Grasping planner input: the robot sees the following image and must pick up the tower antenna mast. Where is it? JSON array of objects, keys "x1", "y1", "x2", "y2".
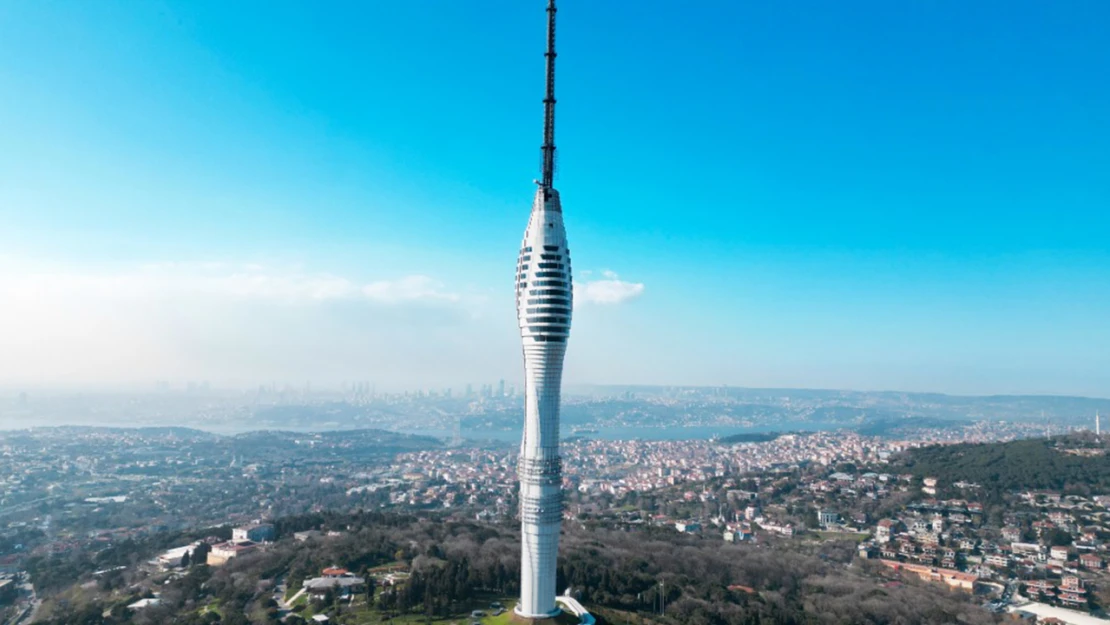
[{"x1": 540, "y1": 0, "x2": 558, "y2": 193}]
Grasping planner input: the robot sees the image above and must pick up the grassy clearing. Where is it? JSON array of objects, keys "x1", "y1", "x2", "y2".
[
  {"x1": 300, "y1": 596, "x2": 523, "y2": 624},
  {"x1": 480, "y1": 604, "x2": 516, "y2": 624},
  {"x1": 589, "y1": 605, "x2": 671, "y2": 624},
  {"x1": 479, "y1": 604, "x2": 580, "y2": 625},
  {"x1": 366, "y1": 561, "x2": 409, "y2": 573},
  {"x1": 813, "y1": 530, "x2": 870, "y2": 542},
  {"x1": 198, "y1": 600, "x2": 223, "y2": 619}
]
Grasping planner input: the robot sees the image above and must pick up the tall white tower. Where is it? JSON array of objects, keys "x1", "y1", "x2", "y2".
[{"x1": 515, "y1": 0, "x2": 569, "y2": 619}]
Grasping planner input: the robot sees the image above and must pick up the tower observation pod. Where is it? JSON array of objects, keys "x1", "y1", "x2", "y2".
[{"x1": 514, "y1": 0, "x2": 569, "y2": 619}]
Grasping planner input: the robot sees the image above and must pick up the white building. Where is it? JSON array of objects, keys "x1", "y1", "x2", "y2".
[
  {"x1": 232, "y1": 523, "x2": 274, "y2": 543},
  {"x1": 875, "y1": 519, "x2": 897, "y2": 543},
  {"x1": 302, "y1": 574, "x2": 365, "y2": 597},
  {"x1": 207, "y1": 541, "x2": 256, "y2": 566},
  {"x1": 675, "y1": 521, "x2": 702, "y2": 533},
  {"x1": 923, "y1": 477, "x2": 938, "y2": 496},
  {"x1": 156, "y1": 543, "x2": 200, "y2": 569},
  {"x1": 818, "y1": 509, "x2": 839, "y2": 527}
]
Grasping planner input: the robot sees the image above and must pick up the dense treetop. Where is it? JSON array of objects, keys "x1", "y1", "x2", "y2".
[{"x1": 899, "y1": 434, "x2": 1110, "y2": 499}]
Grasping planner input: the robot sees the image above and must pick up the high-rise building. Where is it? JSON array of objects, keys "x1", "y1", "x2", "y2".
[{"x1": 514, "y1": 0, "x2": 570, "y2": 618}]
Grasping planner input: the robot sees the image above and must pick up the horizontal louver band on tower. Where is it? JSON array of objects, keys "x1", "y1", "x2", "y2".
[{"x1": 520, "y1": 496, "x2": 564, "y2": 525}]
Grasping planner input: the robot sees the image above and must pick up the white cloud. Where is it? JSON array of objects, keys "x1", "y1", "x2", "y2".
[
  {"x1": 0, "y1": 262, "x2": 458, "y2": 304},
  {"x1": 575, "y1": 270, "x2": 645, "y2": 305},
  {"x1": 0, "y1": 259, "x2": 493, "y2": 388},
  {"x1": 362, "y1": 275, "x2": 459, "y2": 303}
]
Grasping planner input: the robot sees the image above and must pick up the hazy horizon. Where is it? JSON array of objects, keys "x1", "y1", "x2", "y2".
[{"x1": 3, "y1": 382, "x2": 1110, "y2": 403}]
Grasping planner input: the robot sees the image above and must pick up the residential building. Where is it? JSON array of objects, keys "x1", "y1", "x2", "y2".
[
  {"x1": 207, "y1": 541, "x2": 256, "y2": 566},
  {"x1": 232, "y1": 523, "x2": 274, "y2": 543}
]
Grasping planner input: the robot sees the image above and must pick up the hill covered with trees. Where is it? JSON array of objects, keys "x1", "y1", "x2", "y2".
[
  {"x1": 899, "y1": 434, "x2": 1110, "y2": 499},
  {"x1": 31, "y1": 510, "x2": 999, "y2": 625}
]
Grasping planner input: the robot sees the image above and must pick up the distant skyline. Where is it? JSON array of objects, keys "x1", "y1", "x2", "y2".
[{"x1": 1, "y1": 1, "x2": 1108, "y2": 395}]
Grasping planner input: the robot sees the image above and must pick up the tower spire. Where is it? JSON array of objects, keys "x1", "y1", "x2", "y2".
[{"x1": 540, "y1": 0, "x2": 557, "y2": 192}]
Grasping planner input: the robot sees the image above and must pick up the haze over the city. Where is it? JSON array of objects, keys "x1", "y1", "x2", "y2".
[{"x1": 2, "y1": 1, "x2": 1108, "y2": 395}]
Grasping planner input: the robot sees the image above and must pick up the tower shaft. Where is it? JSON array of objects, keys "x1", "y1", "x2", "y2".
[
  {"x1": 515, "y1": 189, "x2": 570, "y2": 618},
  {"x1": 515, "y1": 1, "x2": 570, "y2": 618}
]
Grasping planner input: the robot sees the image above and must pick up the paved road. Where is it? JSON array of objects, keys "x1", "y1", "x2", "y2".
[
  {"x1": 556, "y1": 595, "x2": 596, "y2": 625},
  {"x1": 283, "y1": 587, "x2": 306, "y2": 610},
  {"x1": 12, "y1": 599, "x2": 41, "y2": 625}
]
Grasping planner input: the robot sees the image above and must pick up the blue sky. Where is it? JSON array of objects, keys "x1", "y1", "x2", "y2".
[{"x1": 1, "y1": 1, "x2": 1107, "y2": 395}]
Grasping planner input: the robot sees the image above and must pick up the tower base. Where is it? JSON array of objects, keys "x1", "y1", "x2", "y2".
[
  {"x1": 514, "y1": 605, "x2": 563, "y2": 620},
  {"x1": 508, "y1": 608, "x2": 575, "y2": 624}
]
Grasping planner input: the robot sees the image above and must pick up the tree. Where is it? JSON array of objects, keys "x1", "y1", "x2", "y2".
[
  {"x1": 1048, "y1": 528, "x2": 1074, "y2": 547},
  {"x1": 330, "y1": 585, "x2": 342, "y2": 615},
  {"x1": 365, "y1": 575, "x2": 377, "y2": 604},
  {"x1": 181, "y1": 550, "x2": 191, "y2": 567},
  {"x1": 192, "y1": 542, "x2": 211, "y2": 566},
  {"x1": 803, "y1": 508, "x2": 820, "y2": 529},
  {"x1": 222, "y1": 611, "x2": 250, "y2": 625}
]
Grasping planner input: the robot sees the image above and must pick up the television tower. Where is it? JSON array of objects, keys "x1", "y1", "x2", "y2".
[{"x1": 514, "y1": 0, "x2": 571, "y2": 618}]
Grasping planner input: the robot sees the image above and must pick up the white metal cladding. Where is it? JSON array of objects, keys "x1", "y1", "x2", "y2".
[{"x1": 514, "y1": 187, "x2": 570, "y2": 618}]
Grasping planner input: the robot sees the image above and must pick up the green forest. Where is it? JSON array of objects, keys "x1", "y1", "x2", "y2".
[
  {"x1": 899, "y1": 434, "x2": 1110, "y2": 499},
  {"x1": 30, "y1": 510, "x2": 999, "y2": 625}
]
